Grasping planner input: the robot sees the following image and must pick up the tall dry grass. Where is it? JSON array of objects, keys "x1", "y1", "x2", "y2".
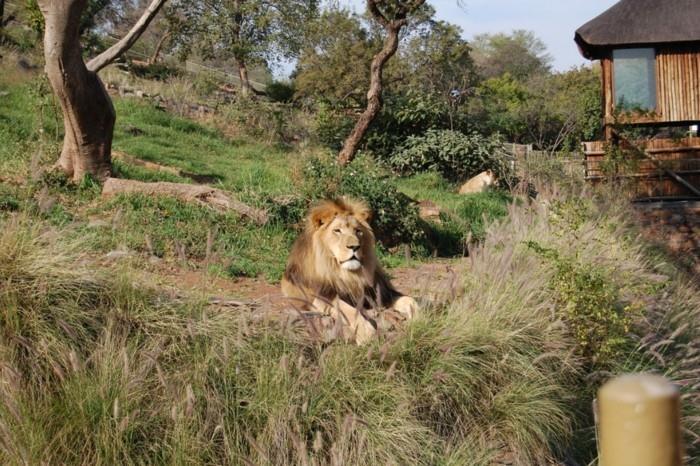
[{"x1": 1, "y1": 178, "x2": 698, "y2": 465}]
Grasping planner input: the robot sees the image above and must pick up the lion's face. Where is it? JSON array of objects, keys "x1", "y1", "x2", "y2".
[
  {"x1": 282, "y1": 198, "x2": 386, "y2": 306},
  {"x1": 306, "y1": 198, "x2": 375, "y2": 277},
  {"x1": 320, "y1": 214, "x2": 367, "y2": 271}
]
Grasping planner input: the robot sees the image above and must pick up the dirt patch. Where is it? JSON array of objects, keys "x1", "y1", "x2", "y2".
[{"x1": 153, "y1": 258, "x2": 465, "y2": 309}]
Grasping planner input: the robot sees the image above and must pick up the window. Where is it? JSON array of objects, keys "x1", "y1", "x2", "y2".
[{"x1": 613, "y1": 48, "x2": 657, "y2": 111}]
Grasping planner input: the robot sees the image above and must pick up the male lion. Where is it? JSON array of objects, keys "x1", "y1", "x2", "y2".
[{"x1": 281, "y1": 198, "x2": 418, "y2": 345}]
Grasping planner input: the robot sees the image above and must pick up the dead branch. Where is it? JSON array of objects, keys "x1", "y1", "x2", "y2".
[{"x1": 102, "y1": 178, "x2": 268, "y2": 225}]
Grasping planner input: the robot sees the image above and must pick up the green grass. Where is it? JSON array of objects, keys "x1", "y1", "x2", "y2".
[
  {"x1": 2, "y1": 182, "x2": 698, "y2": 465},
  {"x1": 1, "y1": 74, "x2": 511, "y2": 279},
  {"x1": 86, "y1": 193, "x2": 293, "y2": 280},
  {"x1": 113, "y1": 99, "x2": 294, "y2": 203},
  {"x1": 396, "y1": 172, "x2": 512, "y2": 255}
]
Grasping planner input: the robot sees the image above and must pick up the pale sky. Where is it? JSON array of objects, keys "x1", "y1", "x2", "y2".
[{"x1": 341, "y1": 0, "x2": 620, "y2": 71}]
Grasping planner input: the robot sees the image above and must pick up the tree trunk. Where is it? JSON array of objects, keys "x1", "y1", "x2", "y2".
[
  {"x1": 148, "y1": 30, "x2": 171, "y2": 65},
  {"x1": 39, "y1": 0, "x2": 115, "y2": 181},
  {"x1": 38, "y1": 0, "x2": 167, "y2": 182},
  {"x1": 236, "y1": 58, "x2": 252, "y2": 96},
  {"x1": 338, "y1": 22, "x2": 402, "y2": 166}
]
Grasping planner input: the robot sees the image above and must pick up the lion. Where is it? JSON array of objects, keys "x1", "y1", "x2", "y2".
[{"x1": 281, "y1": 197, "x2": 419, "y2": 345}]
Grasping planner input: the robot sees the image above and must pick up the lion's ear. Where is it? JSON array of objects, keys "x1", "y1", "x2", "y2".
[
  {"x1": 355, "y1": 205, "x2": 371, "y2": 223},
  {"x1": 309, "y1": 202, "x2": 337, "y2": 229},
  {"x1": 347, "y1": 199, "x2": 371, "y2": 223}
]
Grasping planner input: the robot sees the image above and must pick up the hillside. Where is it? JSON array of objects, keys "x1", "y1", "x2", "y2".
[{"x1": 1, "y1": 50, "x2": 700, "y2": 466}]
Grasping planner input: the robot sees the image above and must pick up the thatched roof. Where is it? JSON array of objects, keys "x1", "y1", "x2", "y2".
[{"x1": 575, "y1": 0, "x2": 700, "y2": 59}]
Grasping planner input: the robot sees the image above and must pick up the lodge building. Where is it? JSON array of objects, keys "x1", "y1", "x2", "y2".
[{"x1": 575, "y1": 0, "x2": 700, "y2": 198}]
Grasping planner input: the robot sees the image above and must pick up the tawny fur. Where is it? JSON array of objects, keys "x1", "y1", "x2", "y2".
[
  {"x1": 281, "y1": 198, "x2": 400, "y2": 309},
  {"x1": 458, "y1": 170, "x2": 496, "y2": 194}
]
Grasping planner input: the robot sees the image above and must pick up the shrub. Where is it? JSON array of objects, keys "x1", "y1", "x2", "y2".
[
  {"x1": 299, "y1": 155, "x2": 424, "y2": 246},
  {"x1": 364, "y1": 91, "x2": 454, "y2": 158},
  {"x1": 128, "y1": 61, "x2": 182, "y2": 81},
  {"x1": 265, "y1": 80, "x2": 295, "y2": 103},
  {"x1": 526, "y1": 241, "x2": 633, "y2": 365},
  {"x1": 314, "y1": 103, "x2": 355, "y2": 151},
  {"x1": 390, "y1": 130, "x2": 512, "y2": 183}
]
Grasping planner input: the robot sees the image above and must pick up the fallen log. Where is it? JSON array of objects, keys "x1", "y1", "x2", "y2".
[
  {"x1": 102, "y1": 178, "x2": 268, "y2": 225},
  {"x1": 112, "y1": 151, "x2": 183, "y2": 176}
]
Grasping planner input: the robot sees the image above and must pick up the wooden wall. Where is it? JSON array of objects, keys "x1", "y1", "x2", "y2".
[
  {"x1": 602, "y1": 47, "x2": 700, "y2": 127},
  {"x1": 583, "y1": 137, "x2": 700, "y2": 198}
]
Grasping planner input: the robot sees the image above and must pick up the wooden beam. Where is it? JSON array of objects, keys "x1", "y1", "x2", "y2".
[{"x1": 613, "y1": 131, "x2": 700, "y2": 197}]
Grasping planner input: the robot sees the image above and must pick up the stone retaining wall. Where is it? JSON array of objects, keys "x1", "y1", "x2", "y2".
[{"x1": 634, "y1": 201, "x2": 700, "y2": 273}]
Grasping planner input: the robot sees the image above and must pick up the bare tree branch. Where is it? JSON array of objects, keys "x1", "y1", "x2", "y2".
[{"x1": 87, "y1": 0, "x2": 168, "y2": 73}]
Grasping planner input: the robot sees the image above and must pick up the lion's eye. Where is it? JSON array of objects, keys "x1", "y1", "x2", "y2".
[
  {"x1": 356, "y1": 229, "x2": 363, "y2": 236},
  {"x1": 333, "y1": 229, "x2": 341, "y2": 234}
]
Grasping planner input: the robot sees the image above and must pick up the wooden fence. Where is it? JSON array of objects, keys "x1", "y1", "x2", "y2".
[
  {"x1": 583, "y1": 137, "x2": 700, "y2": 198},
  {"x1": 508, "y1": 143, "x2": 586, "y2": 179}
]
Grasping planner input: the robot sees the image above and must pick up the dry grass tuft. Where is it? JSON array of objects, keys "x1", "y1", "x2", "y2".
[{"x1": 1, "y1": 178, "x2": 699, "y2": 465}]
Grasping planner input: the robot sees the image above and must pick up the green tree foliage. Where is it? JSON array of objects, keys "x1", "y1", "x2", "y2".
[
  {"x1": 294, "y1": 8, "x2": 376, "y2": 106},
  {"x1": 469, "y1": 65, "x2": 602, "y2": 150},
  {"x1": 300, "y1": 13, "x2": 480, "y2": 158},
  {"x1": 471, "y1": 29, "x2": 552, "y2": 80},
  {"x1": 25, "y1": 0, "x2": 116, "y2": 50},
  {"x1": 399, "y1": 20, "x2": 477, "y2": 107},
  {"x1": 172, "y1": 0, "x2": 317, "y2": 93}
]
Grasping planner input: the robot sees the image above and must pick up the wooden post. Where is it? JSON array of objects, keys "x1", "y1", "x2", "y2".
[{"x1": 598, "y1": 374, "x2": 683, "y2": 466}]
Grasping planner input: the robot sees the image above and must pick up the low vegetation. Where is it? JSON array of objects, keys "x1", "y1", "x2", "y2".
[
  {"x1": 1, "y1": 179, "x2": 698, "y2": 465},
  {"x1": 1, "y1": 5, "x2": 698, "y2": 463}
]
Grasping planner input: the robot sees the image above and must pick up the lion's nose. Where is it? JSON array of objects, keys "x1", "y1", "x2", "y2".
[{"x1": 347, "y1": 244, "x2": 360, "y2": 252}]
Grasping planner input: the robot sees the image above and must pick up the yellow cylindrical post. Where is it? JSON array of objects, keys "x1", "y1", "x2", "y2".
[{"x1": 598, "y1": 373, "x2": 683, "y2": 466}]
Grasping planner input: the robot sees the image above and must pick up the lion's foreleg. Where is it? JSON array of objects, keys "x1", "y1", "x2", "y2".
[
  {"x1": 312, "y1": 298, "x2": 376, "y2": 345},
  {"x1": 391, "y1": 295, "x2": 419, "y2": 320}
]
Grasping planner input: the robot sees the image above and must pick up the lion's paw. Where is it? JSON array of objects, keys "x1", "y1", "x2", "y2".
[
  {"x1": 393, "y1": 296, "x2": 419, "y2": 320},
  {"x1": 354, "y1": 318, "x2": 377, "y2": 346}
]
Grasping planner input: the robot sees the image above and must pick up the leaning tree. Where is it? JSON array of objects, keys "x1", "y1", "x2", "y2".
[
  {"x1": 337, "y1": 0, "x2": 426, "y2": 166},
  {"x1": 38, "y1": 0, "x2": 167, "y2": 182}
]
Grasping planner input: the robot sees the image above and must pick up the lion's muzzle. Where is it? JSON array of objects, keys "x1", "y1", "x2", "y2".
[{"x1": 341, "y1": 256, "x2": 362, "y2": 271}]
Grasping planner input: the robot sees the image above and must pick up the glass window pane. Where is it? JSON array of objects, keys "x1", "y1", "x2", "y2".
[{"x1": 613, "y1": 48, "x2": 657, "y2": 111}]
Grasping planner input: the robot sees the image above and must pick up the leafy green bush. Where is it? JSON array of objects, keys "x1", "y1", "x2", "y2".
[
  {"x1": 299, "y1": 155, "x2": 424, "y2": 246},
  {"x1": 364, "y1": 91, "x2": 455, "y2": 158},
  {"x1": 265, "y1": 80, "x2": 295, "y2": 103},
  {"x1": 128, "y1": 62, "x2": 182, "y2": 81},
  {"x1": 314, "y1": 103, "x2": 355, "y2": 151},
  {"x1": 390, "y1": 130, "x2": 512, "y2": 183},
  {"x1": 526, "y1": 241, "x2": 633, "y2": 365}
]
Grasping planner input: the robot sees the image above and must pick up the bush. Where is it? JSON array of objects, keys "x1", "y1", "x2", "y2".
[
  {"x1": 390, "y1": 130, "x2": 512, "y2": 183},
  {"x1": 128, "y1": 62, "x2": 182, "y2": 81},
  {"x1": 265, "y1": 80, "x2": 295, "y2": 103},
  {"x1": 314, "y1": 103, "x2": 355, "y2": 151},
  {"x1": 364, "y1": 91, "x2": 456, "y2": 159},
  {"x1": 299, "y1": 155, "x2": 424, "y2": 246},
  {"x1": 527, "y1": 241, "x2": 633, "y2": 365}
]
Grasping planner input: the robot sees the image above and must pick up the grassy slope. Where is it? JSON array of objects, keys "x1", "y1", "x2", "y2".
[
  {"x1": 1, "y1": 185, "x2": 698, "y2": 465},
  {"x1": 0, "y1": 72, "x2": 510, "y2": 281},
  {"x1": 113, "y1": 99, "x2": 294, "y2": 201},
  {"x1": 1, "y1": 59, "x2": 699, "y2": 465}
]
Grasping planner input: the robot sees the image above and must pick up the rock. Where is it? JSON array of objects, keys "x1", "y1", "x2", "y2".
[
  {"x1": 458, "y1": 170, "x2": 496, "y2": 194},
  {"x1": 418, "y1": 200, "x2": 442, "y2": 223},
  {"x1": 105, "y1": 249, "x2": 134, "y2": 260},
  {"x1": 87, "y1": 219, "x2": 109, "y2": 228}
]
